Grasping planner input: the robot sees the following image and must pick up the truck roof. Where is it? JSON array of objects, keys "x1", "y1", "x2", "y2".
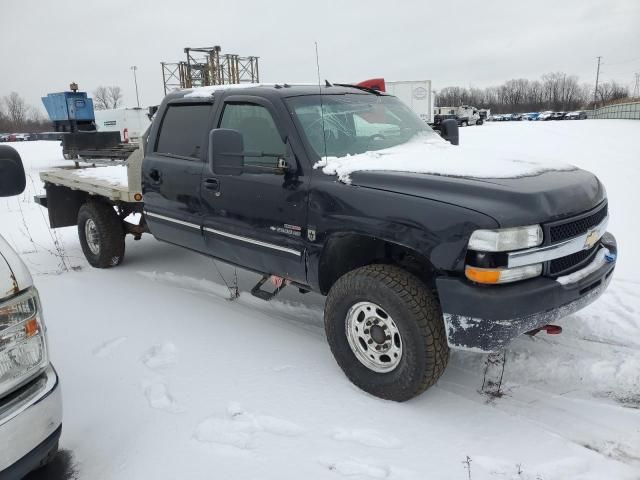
[{"x1": 164, "y1": 83, "x2": 383, "y2": 102}]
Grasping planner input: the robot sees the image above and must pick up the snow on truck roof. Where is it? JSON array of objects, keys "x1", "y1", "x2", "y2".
[{"x1": 180, "y1": 83, "x2": 378, "y2": 99}]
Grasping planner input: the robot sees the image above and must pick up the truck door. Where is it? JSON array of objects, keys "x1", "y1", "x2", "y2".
[
  {"x1": 142, "y1": 102, "x2": 214, "y2": 253},
  {"x1": 200, "y1": 97, "x2": 308, "y2": 283}
]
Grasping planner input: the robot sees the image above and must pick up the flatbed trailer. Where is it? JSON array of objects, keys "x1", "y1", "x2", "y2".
[{"x1": 35, "y1": 146, "x2": 147, "y2": 260}]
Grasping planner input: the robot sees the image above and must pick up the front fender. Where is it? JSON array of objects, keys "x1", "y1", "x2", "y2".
[{"x1": 306, "y1": 179, "x2": 498, "y2": 291}]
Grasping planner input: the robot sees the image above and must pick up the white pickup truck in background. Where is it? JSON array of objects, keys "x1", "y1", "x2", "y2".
[{"x1": 0, "y1": 145, "x2": 62, "y2": 478}]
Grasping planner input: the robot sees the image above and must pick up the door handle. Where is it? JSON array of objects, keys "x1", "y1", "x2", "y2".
[
  {"x1": 203, "y1": 177, "x2": 220, "y2": 192},
  {"x1": 149, "y1": 168, "x2": 162, "y2": 184}
]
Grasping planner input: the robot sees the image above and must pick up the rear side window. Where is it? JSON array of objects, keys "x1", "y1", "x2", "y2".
[{"x1": 155, "y1": 104, "x2": 212, "y2": 159}]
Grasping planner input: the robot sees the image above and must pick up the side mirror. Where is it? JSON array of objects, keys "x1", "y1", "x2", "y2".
[
  {"x1": 0, "y1": 146, "x2": 26, "y2": 197},
  {"x1": 208, "y1": 128, "x2": 244, "y2": 176},
  {"x1": 440, "y1": 119, "x2": 459, "y2": 146}
]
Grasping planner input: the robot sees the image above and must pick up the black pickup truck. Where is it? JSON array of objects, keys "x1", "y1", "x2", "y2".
[{"x1": 37, "y1": 84, "x2": 617, "y2": 401}]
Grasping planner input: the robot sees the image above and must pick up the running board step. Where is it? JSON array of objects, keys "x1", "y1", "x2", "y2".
[{"x1": 250, "y1": 275, "x2": 287, "y2": 301}]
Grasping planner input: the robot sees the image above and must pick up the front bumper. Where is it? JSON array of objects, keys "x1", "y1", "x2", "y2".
[
  {"x1": 0, "y1": 364, "x2": 62, "y2": 477},
  {"x1": 437, "y1": 233, "x2": 617, "y2": 352}
]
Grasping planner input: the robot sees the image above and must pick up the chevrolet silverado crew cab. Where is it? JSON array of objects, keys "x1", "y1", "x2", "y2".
[
  {"x1": 35, "y1": 84, "x2": 616, "y2": 401},
  {"x1": 0, "y1": 146, "x2": 62, "y2": 477}
]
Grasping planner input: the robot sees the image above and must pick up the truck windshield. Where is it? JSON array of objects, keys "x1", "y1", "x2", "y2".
[{"x1": 286, "y1": 94, "x2": 439, "y2": 158}]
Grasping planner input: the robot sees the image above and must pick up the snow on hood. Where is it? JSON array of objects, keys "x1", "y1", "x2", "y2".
[{"x1": 314, "y1": 134, "x2": 576, "y2": 184}]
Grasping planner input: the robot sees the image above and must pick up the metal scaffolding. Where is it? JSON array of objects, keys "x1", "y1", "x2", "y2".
[{"x1": 161, "y1": 45, "x2": 260, "y2": 94}]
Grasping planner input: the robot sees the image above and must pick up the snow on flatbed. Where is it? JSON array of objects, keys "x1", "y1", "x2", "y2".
[
  {"x1": 3, "y1": 121, "x2": 640, "y2": 480},
  {"x1": 72, "y1": 165, "x2": 128, "y2": 187}
]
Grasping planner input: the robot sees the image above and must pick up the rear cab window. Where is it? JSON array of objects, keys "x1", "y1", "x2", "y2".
[{"x1": 155, "y1": 104, "x2": 212, "y2": 159}]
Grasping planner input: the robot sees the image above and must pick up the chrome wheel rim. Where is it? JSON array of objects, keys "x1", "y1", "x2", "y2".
[
  {"x1": 345, "y1": 301, "x2": 403, "y2": 373},
  {"x1": 84, "y1": 219, "x2": 100, "y2": 255}
]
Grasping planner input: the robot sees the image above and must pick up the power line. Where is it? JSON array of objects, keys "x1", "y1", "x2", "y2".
[{"x1": 603, "y1": 56, "x2": 640, "y2": 66}]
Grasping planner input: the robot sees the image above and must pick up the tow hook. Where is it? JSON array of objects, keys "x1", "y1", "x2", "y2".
[{"x1": 525, "y1": 324, "x2": 563, "y2": 336}]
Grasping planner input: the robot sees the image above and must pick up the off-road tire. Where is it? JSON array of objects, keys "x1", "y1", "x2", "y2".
[
  {"x1": 77, "y1": 201, "x2": 125, "y2": 268},
  {"x1": 325, "y1": 264, "x2": 449, "y2": 402}
]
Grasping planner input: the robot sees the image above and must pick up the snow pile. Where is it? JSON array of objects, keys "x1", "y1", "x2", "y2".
[
  {"x1": 73, "y1": 165, "x2": 128, "y2": 187},
  {"x1": 315, "y1": 133, "x2": 576, "y2": 183}
]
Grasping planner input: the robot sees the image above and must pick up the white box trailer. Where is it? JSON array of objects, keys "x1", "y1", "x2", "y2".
[
  {"x1": 95, "y1": 107, "x2": 151, "y2": 143},
  {"x1": 385, "y1": 80, "x2": 434, "y2": 124}
]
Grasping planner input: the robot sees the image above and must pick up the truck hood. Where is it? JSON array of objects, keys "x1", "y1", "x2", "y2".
[
  {"x1": 349, "y1": 168, "x2": 606, "y2": 226},
  {"x1": 0, "y1": 234, "x2": 33, "y2": 298}
]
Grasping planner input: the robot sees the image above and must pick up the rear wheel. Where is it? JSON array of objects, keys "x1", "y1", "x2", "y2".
[
  {"x1": 324, "y1": 264, "x2": 449, "y2": 401},
  {"x1": 78, "y1": 202, "x2": 125, "y2": 268}
]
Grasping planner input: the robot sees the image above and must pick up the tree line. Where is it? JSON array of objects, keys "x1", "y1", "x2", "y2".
[
  {"x1": 435, "y1": 72, "x2": 631, "y2": 113},
  {"x1": 1, "y1": 86, "x2": 123, "y2": 133}
]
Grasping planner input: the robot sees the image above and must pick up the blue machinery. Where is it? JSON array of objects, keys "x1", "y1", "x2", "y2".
[{"x1": 41, "y1": 83, "x2": 121, "y2": 160}]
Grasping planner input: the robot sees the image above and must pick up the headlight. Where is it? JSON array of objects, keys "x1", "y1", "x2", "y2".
[
  {"x1": 468, "y1": 225, "x2": 543, "y2": 252},
  {"x1": 0, "y1": 288, "x2": 48, "y2": 397},
  {"x1": 465, "y1": 264, "x2": 542, "y2": 284}
]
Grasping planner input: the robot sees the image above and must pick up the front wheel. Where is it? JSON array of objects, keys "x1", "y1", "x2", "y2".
[
  {"x1": 324, "y1": 265, "x2": 449, "y2": 401},
  {"x1": 78, "y1": 202, "x2": 125, "y2": 268}
]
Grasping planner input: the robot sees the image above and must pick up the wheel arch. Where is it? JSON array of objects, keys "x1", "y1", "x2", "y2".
[{"x1": 317, "y1": 232, "x2": 438, "y2": 295}]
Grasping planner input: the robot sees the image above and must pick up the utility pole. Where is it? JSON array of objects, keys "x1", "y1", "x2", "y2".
[
  {"x1": 131, "y1": 66, "x2": 140, "y2": 108},
  {"x1": 593, "y1": 56, "x2": 601, "y2": 111},
  {"x1": 633, "y1": 73, "x2": 639, "y2": 98}
]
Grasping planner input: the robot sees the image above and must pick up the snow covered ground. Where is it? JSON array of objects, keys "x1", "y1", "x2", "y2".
[{"x1": 3, "y1": 120, "x2": 639, "y2": 480}]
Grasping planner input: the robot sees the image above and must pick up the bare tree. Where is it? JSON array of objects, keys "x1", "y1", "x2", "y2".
[
  {"x1": 596, "y1": 81, "x2": 629, "y2": 106},
  {"x1": 93, "y1": 86, "x2": 110, "y2": 110},
  {"x1": 436, "y1": 71, "x2": 601, "y2": 113},
  {"x1": 3, "y1": 92, "x2": 28, "y2": 129},
  {"x1": 93, "y1": 85, "x2": 123, "y2": 110},
  {"x1": 108, "y1": 86, "x2": 123, "y2": 109}
]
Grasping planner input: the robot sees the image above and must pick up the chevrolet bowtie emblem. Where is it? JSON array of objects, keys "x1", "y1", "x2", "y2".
[{"x1": 584, "y1": 229, "x2": 599, "y2": 249}]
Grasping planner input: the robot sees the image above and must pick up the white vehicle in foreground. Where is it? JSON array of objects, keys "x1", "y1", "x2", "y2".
[
  {"x1": 95, "y1": 107, "x2": 151, "y2": 143},
  {"x1": 0, "y1": 146, "x2": 62, "y2": 478}
]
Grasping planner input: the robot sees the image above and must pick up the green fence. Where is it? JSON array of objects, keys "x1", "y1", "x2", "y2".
[{"x1": 588, "y1": 101, "x2": 640, "y2": 120}]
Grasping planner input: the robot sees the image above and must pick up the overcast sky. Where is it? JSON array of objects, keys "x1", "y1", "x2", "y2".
[{"x1": 2, "y1": 0, "x2": 639, "y2": 112}]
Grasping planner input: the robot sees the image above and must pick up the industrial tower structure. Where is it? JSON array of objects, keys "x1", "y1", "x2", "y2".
[{"x1": 161, "y1": 45, "x2": 260, "y2": 94}]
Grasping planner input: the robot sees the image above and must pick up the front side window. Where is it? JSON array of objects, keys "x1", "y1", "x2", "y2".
[
  {"x1": 155, "y1": 104, "x2": 212, "y2": 159},
  {"x1": 219, "y1": 103, "x2": 286, "y2": 167},
  {"x1": 286, "y1": 94, "x2": 439, "y2": 159}
]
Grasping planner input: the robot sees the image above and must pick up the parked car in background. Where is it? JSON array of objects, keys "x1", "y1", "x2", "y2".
[
  {"x1": 527, "y1": 112, "x2": 541, "y2": 121},
  {"x1": 565, "y1": 111, "x2": 587, "y2": 120},
  {"x1": 502, "y1": 113, "x2": 513, "y2": 121},
  {"x1": 0, "y1": 134, "x2": 9, "y2": 143},
  {"x1": 511, "y1": 113, "x2": 523, "y2": 121},
  {"x1": 0, "y1": 145, "x2": 62, "y2": 478},
  {"x1": 35, "y1": 132, "x2": 65, "y2": 141},
  {"x1": 539, "y1": 111, "x2": 553, "y2": 121},
  {"x1": 550, "y1": 112, "x2": 566, "y2": 120}
]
